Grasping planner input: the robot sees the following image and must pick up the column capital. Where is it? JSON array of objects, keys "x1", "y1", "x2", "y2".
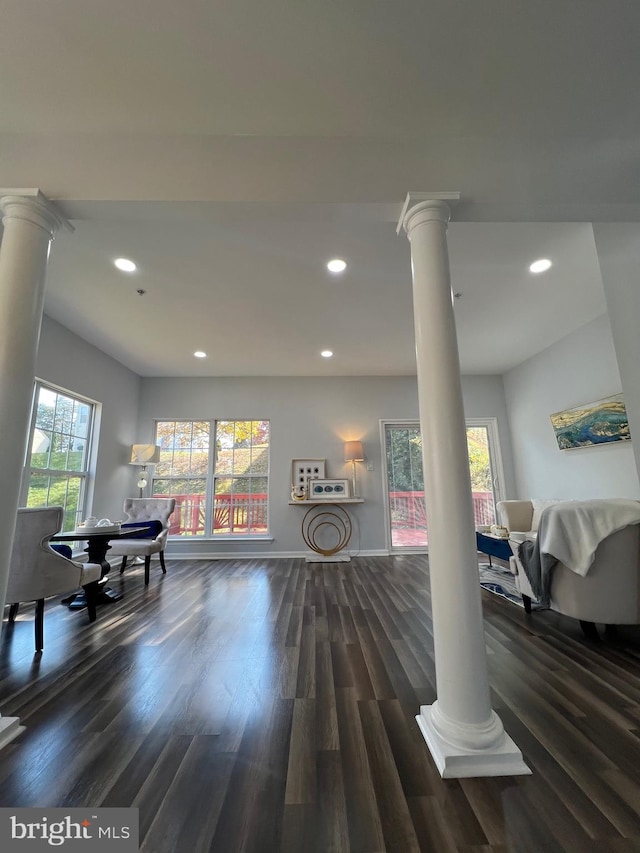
[
  {"x1": 0, "y1": 189, "x2": 73, "y2": 237},
  {"x1": 397, "y1": 192, "x2": 460, "y2": 237}
]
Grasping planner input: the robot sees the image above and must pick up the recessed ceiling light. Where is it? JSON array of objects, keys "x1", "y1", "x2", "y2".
[
  {"x1": 321, "y1": 350, "x2": 333, "y2": 358},
  {"x1": 529, "y1": 258, "x2": 552, "y2": 274},
  {"x1": 194, "y1": 351, "x2": 207, "y2": 358},
  {"x1": 327, "y1": 259, "x2": 347, "y2": 274},
  {"x1": 114, "y1": 257, "x2": 137, "y2": 272}
]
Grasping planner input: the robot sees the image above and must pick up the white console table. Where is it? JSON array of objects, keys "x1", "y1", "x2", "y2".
[{"x1": 288, "y1": 498, "x2": 364, "y2": 562}]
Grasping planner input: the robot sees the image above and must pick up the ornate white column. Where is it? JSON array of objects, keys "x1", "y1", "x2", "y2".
[
  {"x1": 399, "y1": 194, "x2": 529, "y2": 777},
  {"x1": 0, "y1": 190, "x2": 70, "y2": 748}
]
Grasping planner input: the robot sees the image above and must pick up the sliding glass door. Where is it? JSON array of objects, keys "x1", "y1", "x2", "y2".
[{"x1": 382, "y1": 419, "x2": 504, "y2": 551}]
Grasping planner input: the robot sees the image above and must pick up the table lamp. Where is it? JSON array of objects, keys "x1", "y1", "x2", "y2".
[{"x1": 344, "y1": 440, "x2": 364, "y2": 497}]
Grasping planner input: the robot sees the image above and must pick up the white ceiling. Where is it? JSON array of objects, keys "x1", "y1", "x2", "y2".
[{"x1": 2, "y1": 1, "x2": 638, "y2": 377}]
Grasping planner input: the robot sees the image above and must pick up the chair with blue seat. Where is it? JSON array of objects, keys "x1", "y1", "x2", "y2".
[
  {"x1": 108, "y1": 497, "x2": 176, "y2": 585},
  {"x1": 4, "y1": 506, "x2": 103, "y2": 652}
]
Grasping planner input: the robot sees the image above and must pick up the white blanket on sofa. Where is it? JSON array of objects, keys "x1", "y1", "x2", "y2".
[
  {"x1": 518, "y1": 499, "x2": 640, "y2": 605},
  {"x1": 539, "y1": 499, "x2": 640, "y2": 574}
]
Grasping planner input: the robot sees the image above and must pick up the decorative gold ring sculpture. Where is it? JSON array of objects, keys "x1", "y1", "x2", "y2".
[{"x1": 302, "y1": 505, "x2": 352, "y2": 556}]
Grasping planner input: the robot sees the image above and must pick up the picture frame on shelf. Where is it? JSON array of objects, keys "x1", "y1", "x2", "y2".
[
  {"x1": 291, "y1": 458, "x2": 326, "y2": 496},
  {"x1": 308, "y1": 478, "x2": 350, "y2": 500}
]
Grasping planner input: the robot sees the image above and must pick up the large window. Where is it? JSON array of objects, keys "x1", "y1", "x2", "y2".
[
  {"x1": 152, "y1": 419, "x2": 269, "y2": 537},
  {"x1": 23, "y1": 382, "x2": 95, "y2": 531}
]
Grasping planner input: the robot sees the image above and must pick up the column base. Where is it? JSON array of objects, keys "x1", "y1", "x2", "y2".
[
  {"x1": 416, "y1": 705, "x2": 531, "y2": 778},
  {"x1": 0, "y1": 715, "x2": 25, "y2": 751}
]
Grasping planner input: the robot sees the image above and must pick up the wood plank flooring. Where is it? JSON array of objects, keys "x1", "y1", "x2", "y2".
[{"x1": 1, "y1": 554, "x2": 640, "y2": 852}]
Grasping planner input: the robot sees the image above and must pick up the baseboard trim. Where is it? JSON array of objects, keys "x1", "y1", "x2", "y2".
[
  {"x1": 106, "y1": 547, "x2": 390, "y2": 569},
  {"x1": 163, "y1": 548, "x2": 389, "y2": 561}
]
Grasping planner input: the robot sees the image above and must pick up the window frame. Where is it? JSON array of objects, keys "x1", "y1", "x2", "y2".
[
  {"x1": 211, "y1": 419, "x2": 270, "y2": 537},
  {"x1": 151, "y1": 418, "x2": 271, "y2": 539},
  {"x1": 379, "y1": 417, "x2": 506, "y2": 553},
  {"x1": 21, "y1": 380, "x2": 97, "y2": 531},
  {"x1": 151, "y1": 420, "x2": 213, "y2": 538}
]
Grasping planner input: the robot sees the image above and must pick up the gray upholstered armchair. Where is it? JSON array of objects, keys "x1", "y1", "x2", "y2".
[
  {"x1": 4, "y1": 506, "x2": 103, "y2": 652},
  {"x1": 108, "y1": 498, "x2": 176, "y2": 585}
]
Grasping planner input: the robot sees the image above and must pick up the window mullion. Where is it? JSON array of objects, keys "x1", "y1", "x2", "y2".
[{"x1": 204, "y1": 421, "x2": 216, "y2": 535}]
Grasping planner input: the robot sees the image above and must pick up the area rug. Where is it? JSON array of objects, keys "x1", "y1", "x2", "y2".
[{"x1": 478, "y1": 563, "x2": 546, "y2": 610}]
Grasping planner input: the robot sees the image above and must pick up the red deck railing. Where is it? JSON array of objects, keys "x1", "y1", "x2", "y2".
[
  {"x1": 160, "y1": 490, "x2": 495, "y2": 539},
  {"x1": 471, "y1": 491, "x2": 496, "y2": 526},
  {"x1": 389, "y1": 490, "x2": 496, "y2": 526},
  {"x1": 388, "y1": 490, "x2": 495, "y2": 535},
  {"x1": 160, "y1": 492, "x2": 268, "y2": 536}
]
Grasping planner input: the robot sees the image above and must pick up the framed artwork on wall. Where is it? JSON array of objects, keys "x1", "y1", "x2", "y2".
[
  {"x1": 291, "y1": 459, "x2": 326, "y2": 495},
  {"x1": 308, "y1": 478, "x2": 350, "y2": 500},
  {"x1": 550, "y1": 393, "x2": 630, "y2": 450}
]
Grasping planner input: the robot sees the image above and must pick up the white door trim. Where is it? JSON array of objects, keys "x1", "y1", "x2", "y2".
[
  {"x1": 466, "y1": 417, "x2": 506, "y2": 508},
  {"x1": 380, "y1": 417, "x2": 506, "y2": 553}
]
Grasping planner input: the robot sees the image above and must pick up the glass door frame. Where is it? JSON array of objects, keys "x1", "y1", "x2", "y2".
[
  {"x1": 466, "y1": 417, "x2": 506, "y2": 522},
  {"x1": 380, "y1": 417, "x2": 506, "y2": 554},
  {"x1": 380, "y1": 419, "x2": 428, "y2": 554}
]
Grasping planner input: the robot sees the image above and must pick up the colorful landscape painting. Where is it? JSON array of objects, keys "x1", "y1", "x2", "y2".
[{"x1": 550, "y1": 394, "x2": 630, "y2": 450}]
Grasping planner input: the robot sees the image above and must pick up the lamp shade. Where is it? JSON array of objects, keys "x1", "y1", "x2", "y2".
[
  {"x1": 344, "y1": 440, "x2": 364, "y2": 462},
  {"x1": 130, "y1": 444, "x2": 161, "y2": 465}
]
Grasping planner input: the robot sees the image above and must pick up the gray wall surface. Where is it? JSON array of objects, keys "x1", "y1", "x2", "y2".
[
  {"x1": 593, "y1": 223, "x2": 640, "y2": 489},
  {"x1": 37, "y1": 308, "x2": 636, "y2": 557},
  {"x1": 138, "y1": 374, "x2": 516, "y2": 556},
  {"x1": 32, "y1": 233, "x2": 640, "y2": 557},
  {"x1": 503, "y1": 313, "x2": 639, "y2": 500},
  {"x1": 35, "y1": 315, "x2": 141, "y2": 521},
  {"x1": 33, "y1": 321, "x2": 518, "y2": 557},
  {"x1": 461, "y1": 374, "x2": 516, "y2": 499}
]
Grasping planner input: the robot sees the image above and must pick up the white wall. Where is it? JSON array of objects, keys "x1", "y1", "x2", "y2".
[
  {"x1": 139, "y1": 374, "x2": 516, "y2": 556},
  {"x1": 461, "y1": 374, "x2": 516, "y2": 499},
  {"x1": 593, "y1": 223, "x2": 640, "y2": 487},
  {"x1": 36, "y1": 315, "x2": 141, "y2": 520},
  {"x1": 503, "y1": 314, "x2": 639, "y2": 500}
]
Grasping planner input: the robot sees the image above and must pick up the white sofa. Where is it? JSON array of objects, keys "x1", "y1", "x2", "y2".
[{"x1": 496, "y1": 498, "x2": 640, "y2": 638}]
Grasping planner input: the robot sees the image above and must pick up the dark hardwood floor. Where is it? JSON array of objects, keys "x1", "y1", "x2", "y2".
[{"x1": 1, "y1": 554, "x2": 640, "y2": 852}]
